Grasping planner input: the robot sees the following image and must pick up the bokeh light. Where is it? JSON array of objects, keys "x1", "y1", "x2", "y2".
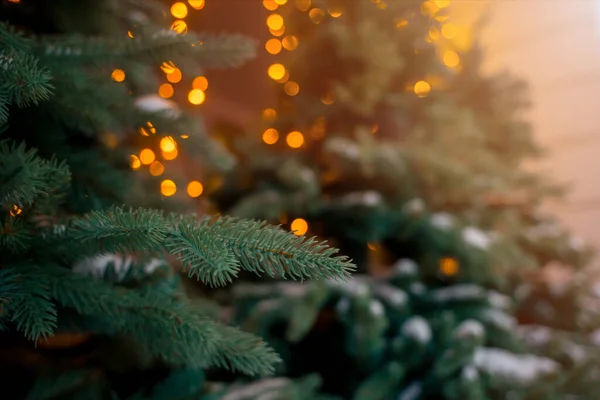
[
  {"x1": 265, "y1": 38, "x2": 283, "y2": 54},
  {"x1": 111, "y1": 69, "x2": 125, "y2": 82},
  {"x1": 286, "y1": 131, "x2": 304, "y2": 148},
  {"x1": 188, "y1": 89, "x2": 206, "y2": 105},
  {"x1": 192, "y1": 76, "x2": 209, "y2": 91},
  {"x1": 160, "y1": 179, "x2": 177, "y2": 196},
  {"x1": 268, "y1": 63, "x2": 286, "y2": 80},
  {"x1": 414, "y1": 80, "x2": 431, "y2": 97},
  {"x1": 158, "y1": 83, "x2": 174, "y2": 99},
  {"x1": 188, "y1": 0, "x2": 205, "y2": 10},
  {"x1": 139, "y1": 149, "x2": 156, "y2": 165},
  {"x1": 291, "y1": 218, "x2": 308, "y2": 236},
  {"x1": 170, "y1": 2, "x2": 188, "y2": 18},
  {"x1": 187, "y1": 180, "x2": 204, "y2": 198},
  {"x1": 160, "y1": 136, "x2": 177, "y2": 152},
  {"x1": 149, "y1": 161, "x2": 165, "y2": 176},
  {"x1": 266, "y1": 14, "x2": 284, "y2": 30},
  {"x1": 284, "y1": 81, "x2": 300, "y2": 96},
  {"x1": 262, "y1": 128, "x2": 279, "y2": 144}
]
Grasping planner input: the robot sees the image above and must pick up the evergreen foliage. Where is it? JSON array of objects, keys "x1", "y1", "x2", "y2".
[
  {"x1": 0, "y1": 0, "x2": 353, "y2": 398},
  {"x1": 210, "y1": 0, "x2": 598, "y2": 398}
]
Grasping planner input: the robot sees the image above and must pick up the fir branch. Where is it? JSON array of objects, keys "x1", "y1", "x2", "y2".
[
  {"x1": 206, "y1": 217, "x2": 355, "y2": 282},
  {"x1": 71, "y1": 207, "x2": 170, "y2": 253},
  {"x1": 45, "y1": 265, "x2": 278, "y2": 376},
  {"x1": 0, "y1": 140, "x2": 70, "y2": 208},
  {"x1": 4, "y1": 266, "x2": 57, "y2": 341},
  {"x1": 67, "y1": 207, "x2": 355, "y2": 287},
  {"x1": 37, "y1": 30, "x2": 257, "y2": 71}
]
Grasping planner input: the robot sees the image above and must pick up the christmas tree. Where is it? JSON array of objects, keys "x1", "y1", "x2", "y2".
[
  {"x1": 0, "y1": 0, "x2": 354, "y2": 398},
  {"x1": 210, "y1": 0, "x2": 600, "y2": 398}
]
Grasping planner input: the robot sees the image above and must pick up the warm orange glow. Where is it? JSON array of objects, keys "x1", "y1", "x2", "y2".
[
  {"x1": 263, "y1": 0, "x2": 279, "y2": 11},
  {"x1": 130, "y1": 155, "x2": 141, "y2": 170},
  {"x1": 192, "y1": 76, "x2": 208, "y2": 91},
  {"x1": 149, "y1": 161, "x2": 165, "y2": 176},
  {"x1": 421, "y1": 0, "x2": 440, "y2": 16},
  {"x1": 376, "y1": 1, "x2": 387, "y2": 9},
  {"x1": 395, "y1": 18, "x2": 408, "y2": 29},
  {"x1": 269, "y1": 26, "x2": 286, "y2": 37},
  {"x1": 295, "y1": 0, "x2": 311, "y2": 11},
  {"x1": 291, "y1": 218, "x2": 308, "y2": 236},
  {"x1": 181, "y1": 134, "x2": 189, "y2": 139},
  {"x1": 267, "y1": 63, "x2": 286, "y2": 80},
  {"x1": 266, "y1": 14, "x2": 284, "y2": 30},
  {"x1": 127, "y1": 31, "x2": 135, "y2": 38},
  {"x1": 309, "y1": 8, "x2": 325, "y2": 24},
  {"x1": 263, "y1": 108, "x2": 277, "y2": 121},
  {"x1": 166, "y1": 68, "x2": 182, "y2": 84},
  {"x1": 414, "y1": 80, "x2": 431, "y2": 97},
  {"x1": 111, "y1": 69, "x2": 125, "y2": 82},
  {"x1": 102, "y1": 133, "x2": 118, "y2": 148},
  {"x1": 276, "y1": 69, "x2": 290, "y2": 83},
  {"x1": 171, "y1": 20, "x2": 188, "y2": 35},
  {"x1": 275, "y1": 0, "x2": 287, "y2": 4},
  {"x1": 328, "y1": 5, "x2": 343, "y2": 18},
  {"x1": 161, "y1": 61, "x2": 178, "y2": 75},
  {"x1": 187, "y1": 181, "x2": 204, "y2": 198},
  {"x1": 443, "y1": 50, "x2": 460, "y2": 67},
  {"x1": 158, "y1": 83, "x2": 174, "y2": 99},
  {"x1": 265, "y1": 38, "x2": 282, "y2": 54},
  {"x1": 160, "y1": 136, "x2": 177, "y2": 152},
  {"x1": 284, "y1": 81, "x2": 300, "y2": 96},
  {"x1": 286, "y1": 131, "x2": 304, "y2": 148},
  {"x1": 188, "y1": 0, "x2": 205, "y2": 9},
  {"x1": 434, "y1": 0, "x2": 450, "y2": 8},
  {"x1": 440, "y1": 257, "x2": 459, "y2": 276},
  {"x1": 171, "y1": 2, "x2": 188, "y2": 18},
  {"x1": 441, "y1": 23, "x2": 458, "y2": 39},
  {"x1": 139, "y1": 127, "x2": 149, "y2": 137},
  {"x1": 281, "y1": 36, "x2": 299, "y2": 51},
  {"x1": 10, "y1": 204, "x2": 22, "y2": 217},
  {"x1": 428, "y1": 27, "x2": 440, "y2": 41},
  {"x1": 371, "y1": 124, "x2": 379, "y2": 134},
  {"x1": 161, "y1": 179, "x2": 177, "y2": 197},
  {"x1": 162, "y1": 148, "x2": 178, "y2": 160},
  {"x1": 321, "y1": 91, "x2": 334, "y2": 105},
  {"x1": 139, "y1": 149, "x2": 156, "y2": 165},
  {"x1": 188, "y1": 89, "x2": 206, "y2": 105},
  {"x1": 262, "y1": 128, "x2": 279, "y2": 144},
  {"x1": 147, "y1": 121, "x2": 156, "y2": 134}
]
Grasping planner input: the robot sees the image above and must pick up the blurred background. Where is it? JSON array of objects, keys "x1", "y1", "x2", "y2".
[{"x1": 157, "y1": 0, "x2": 600, "y2": 254}]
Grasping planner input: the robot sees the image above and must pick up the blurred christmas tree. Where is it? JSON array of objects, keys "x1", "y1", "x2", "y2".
[
  {"x1": 0, "y1": 0, "x2": 354, "y2": 398},
  {"x1": 209, "y1": 0, "x2": 600, "y2": 398}
]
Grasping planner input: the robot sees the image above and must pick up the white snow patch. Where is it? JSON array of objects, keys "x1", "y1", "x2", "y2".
[
  {"x1": 455, "y1": 320, "x2": 485, "y2": 339},
  {"x1": 397, "y1": 381, "x2": 421, "y2": 400},
  {"x1": 393, "y1": 259, "x2": 418, "y2": 276},
  {"x1": 340, "y1": 191, "x2": 383, "y2": 207},
  {"x1": 73, "y1": 254, "x2": 134, "y2": 280},
  {"x1": 336, "y1": 297, "x2": 351, "y2": 315},
  {"x1": 135, "y1": 94, "x2": 181, "y2": 118},
  {"x1": 462, "y1": 365, "x2": 479, "y2": 381},
  {"x1": 462, "y1": 226, "x2": 492, "y2": 249},
  {"x1": 589, "y1": 329, "x2": 600, "y2": 346},
  {"x1": 325, "y1": 137, "x2": 360, "y2": 159},
  {"x1": 411, "y1": 282, "x2": 426, "y2": 295},
  {"x1": 375, "y1": 284, "x2": 408, "y2": 308},
  {"x1": 221, "y1": 378, "x2": 290, "y2": 400},
  {"x1": 483, "y1": 309, "x2": 516, "y2": 331},
  {"x1": 402, "y1": 198, "x2": 425, "y2": 215},
  {"x1": 518, "y1": 325, "x2": 552, "y2": 347},
  {"x1": 347, "y1": 279, "x2": 370, "y2": 297},
  {"x1": 473, "y1": 348, "x2": 559, "y2": 385},
  {"x1": 487, "y1": 290, "x2": 512, "y2": 309},
  {"x1": 430, "y1": 213, "x2": 454, "y2": 230},
  {"x1": 402, "y1": 316, "x2": 432, "y2": 344},
  {"x1": 432, "y1": 284, "x2": 486, "y2": 302},
  {"x1": 369, "y1": 299, "x2": 385, "y2": 317},
  {"x1": 570, "y1": 236, "x2": 586, "y2": 251}
]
